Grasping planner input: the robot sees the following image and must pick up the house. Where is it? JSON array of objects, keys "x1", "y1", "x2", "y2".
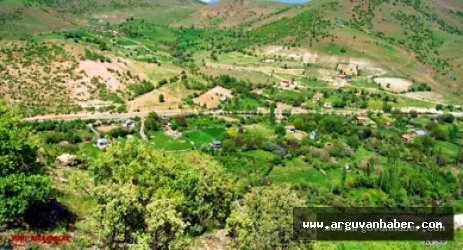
[
  {"x1": 310, "y1": 131, "x2": 317, "y2": 140},
  {"x1": 337, "y1": 74, "x2": 350, "y2": 84},
  {"x1": 384, "y1": 121, "x2": 392, "y2": 127},
  {"x1": 166, "y1": 130, "x2": 182, "y2": 139},
  {"x1": 280, "y1": 80, "x2": 291, "y2": 88},
  {"x1": 56, "y1": 154, "x2": 78, "y2": 166},
  {"x1": 356, "y1": 116, "x2": 369, "y2": 125},
  {"x1": 97, "y1": 138, "x2": 109, "y2": 148},
  {"x1": 285, "y1": 125, "x2": 296, "y2": 134},
  {"x1": 401, "y1": 133, "x2": 415, "y2": 143},
  {"x1": 324, "y1": 102, "x2": 333, "y2": 108},
  {"x1": 212, "y1": 140, "x2": 222, "y2": 150},
  {"x1": 123, "y1": 119, "x2": 136, "y2": 129},
  {"x1": 415, "y1": 130, "x2": 426, "y2": 137},
  {"x1": 312, "y1": 93, "x2": 323, "y2": 102}
]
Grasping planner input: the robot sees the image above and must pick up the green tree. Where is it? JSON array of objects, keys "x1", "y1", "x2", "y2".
[
  {"x1": 440, "y1": 113, "x2": 455, "y2": 123},
  {"x1": 226, "y1": 185, "x2": 307, "y2": 250},
  {"x1": 0, "y1": 101, "x2": 52, "y2": 219},
  {"x1": 145, "y1": 112, "x2": 160, "y2": 131},
  {"x1": 91, "y1": 139, "x2": 236, "y2": 248},
  {"x1": 431, "y1": 126, "x2": 449, "y2": 141},
  {"x1": 93, "y1": 184, "x2": 144, "y2": 249},
  {"x1": 159, "y1": 94, "x2": 165, "y2": 103},
  {"x1": 382, "y1": 102, "x2": 392, "y2": 113},
  {"x1": 269, "y1": 103, "x2": 276, "y2": 125}
]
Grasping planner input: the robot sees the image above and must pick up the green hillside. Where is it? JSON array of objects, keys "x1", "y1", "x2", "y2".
[
  {"x1": 1, "y1": 0, "x2": 463, "y2": 249},
  {"x1": 189, "y1": 0, "x2": 463, "y2": 99}
]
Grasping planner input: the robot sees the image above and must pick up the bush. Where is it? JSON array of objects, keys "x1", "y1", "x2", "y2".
[
  {"x1": 128, "y1": 80, "x2": 155, "y2": 97},
  {"x1": 440, "y1": 113, "x2": 455, "y2": 124},
  {"x1": 106, "y1": 127, "x2": 129, "y2": 138}
]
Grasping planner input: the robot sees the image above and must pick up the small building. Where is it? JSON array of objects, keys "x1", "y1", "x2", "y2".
[
  {"x1": 56, "y1": 154, "x2": 78, "y2": 166},
  {"x1": 325, "y1": 142, "x2": 334, "y2": 148},
  {"x1": 97, "y1": 138, "x2": 109, "y2": 148},
  {"x1": 344, "y1": 164, "x2": 351, "y2": 171},
  {"x1": 312, "y1": 93, "x2": 323, "y2": 102},
  {"x1": 356, "y1": 116, "x2": 369, "y2": 125},
  {"x1": 415, "y1": 130, "x2": 426, "y2": 137},
  {"x1": 337, "y1": 74, "x2": 350, "y2": 84},
  {"x1": 401, "y1": 133, "x2": 415, "y2": 143},
  {"x1": 123, "y1": 119, "x2": 136, "y2": 129},
  {"x1": 285, "y1": 125, "x2": 296, "y2": 134},
  {"x1": 324, "y1": 102, "x2": 333, "y2": 108},
  {"x1": 309, "y1": 131, "x2": 317, "y2": 140},
  {"x1": 280, "y1": 80, "x2": 291, "y2": 88},
  {"x1": 212, "y1": 140, "x2": 222, "y2": 150},
  {"x1": 384, "y1": 121, "x2": 392, "y2": 127}
]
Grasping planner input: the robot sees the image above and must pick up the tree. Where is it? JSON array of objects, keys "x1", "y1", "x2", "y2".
[
  {"x1": 382, "y1": 102, "x2": 392, "y2": 113},
  {"x1": 145, "y1": 112, "x2": 160, "y2": 131},
  {"x1": 0, "y1": 101, "x2": 52, "y2": 219},
  {"x1": 91, "y1": 139, "x2": 236, "y2": 248},
  {"x1": 274, "y1": 124, "x2": 285, "y2": 136},
  {"x1": 93, "y1": 184, "x2": 144, "y2": 249},
  {"x1": 440, "y1": 113, "x2": 455, "y2": 124},
  {"x1": 158, "y1": 94, "x2": 165, "y2": 103},
  {"x1": 431, "y1": 126, "x2": 448, "y2": 141},
  {"x1": 341, "y1": 166, "x2": 347, "y2": 187},
  {"x1": 142, "y1": 199, "x2": 187, "y2": 249},
  {"x1": 269, "y1": 103, "x2": 276, "y2": 125},
  {"x1": 226, "y1": 185, "x2": 306, "y2": 250}
]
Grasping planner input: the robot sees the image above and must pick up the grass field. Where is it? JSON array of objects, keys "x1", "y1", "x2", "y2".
[
  {"x1": 269, "y1": 157, "x2": 342, "y2": 185},
  {"x1": 185, "y1": 127, "x2": 225, "y2": 147},
  {"x1": 148, "y1": 131, "x2": 192, "y2": 150}
]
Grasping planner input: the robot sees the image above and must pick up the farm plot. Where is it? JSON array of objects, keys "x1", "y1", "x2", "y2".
[
  {"x1": 185, "y1": 128, "x2": 226, "y2": 147},
  {"x1": 374, "y1": 77, "x2": 412, "y2": 93}
]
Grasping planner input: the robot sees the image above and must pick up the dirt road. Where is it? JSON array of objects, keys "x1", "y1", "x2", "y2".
[{"x1": 22, "y1": 107, "x2": 463, "y2": 122}]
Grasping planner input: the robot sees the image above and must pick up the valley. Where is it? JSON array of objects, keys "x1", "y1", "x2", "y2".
[{"x1": 0, "y1": 0, "x2": 463, "y2": 249}]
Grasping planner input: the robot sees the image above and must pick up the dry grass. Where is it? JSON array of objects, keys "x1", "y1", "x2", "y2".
[
  {"x1": 374, "y1": 77, "x2": 412, "y2": 93},
  {"x1": 193, "y1": 86, "x2": 233, "y2": 109},
  {"x1": 128, "y1": 81, "x2": 196, "y2": 112}
]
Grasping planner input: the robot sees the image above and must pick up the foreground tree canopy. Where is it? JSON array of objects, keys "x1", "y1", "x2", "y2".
[
  {"x1": 0, "y1": 101, "x2": 52, "y2": 219},
  {"x1": 90, "y1": 138, "x2": 236, "y2": 249},
  {"x1": 226, "y1": 185, "x2": 307, "y2": 250}
]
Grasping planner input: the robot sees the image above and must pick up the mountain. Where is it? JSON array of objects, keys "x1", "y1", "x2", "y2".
[
  {"x1": 0, "y1": 0, "x2": 462, "y2": 116},
  {"x1": 183, "y1": 0, "x2": 463, "y2": 100},
  {"x1": 0, "y1": 0, "x2": 204, "y2": 38},
  {"x1": 176, "y1": 0, "x2": 301, "y2": 28}
]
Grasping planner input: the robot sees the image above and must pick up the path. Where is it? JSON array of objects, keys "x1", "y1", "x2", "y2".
[
  {"x1": 22, "y1": 108, "x2": 463, "y2": 122},
  {"x1": 87, "y1": 124, "x2": 100, "y2": 139},
  {"x1": 140, "y1": 118, "x2": 148, "y2": 141}
]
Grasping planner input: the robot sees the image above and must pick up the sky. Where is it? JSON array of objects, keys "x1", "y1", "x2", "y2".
[{"x1": 200, "y1": 0, "x2": 310, "y2": 3}]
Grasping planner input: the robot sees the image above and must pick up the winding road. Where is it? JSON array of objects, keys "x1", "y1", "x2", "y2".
[{"x1": 22, "y1": 107, "x2": 463, "y2": 122}]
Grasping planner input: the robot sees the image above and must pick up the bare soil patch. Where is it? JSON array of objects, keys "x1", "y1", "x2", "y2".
[
  {"x1": 374, "y1": 77, "x2": 412, "y2": 92},
  {"x1": 193, "y1": 86, "x2": 233, "y2": 109},
  {"x1": 127, "y1": 82, "x2": 195, "y2": 112}
]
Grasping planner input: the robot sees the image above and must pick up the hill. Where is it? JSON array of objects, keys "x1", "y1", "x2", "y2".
[
  {"x1": 0, "y1": 0, "x2": 462, "y2": 116},
  {"x1": 0, "y1": 0, "x2": 204, "y2": 38},
  {"x1": 175, "y1": 0, "x2": 301, "y2": 28},
  {"x1": 185, "y1": 0, "x2": 463, "y2": 101}
]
